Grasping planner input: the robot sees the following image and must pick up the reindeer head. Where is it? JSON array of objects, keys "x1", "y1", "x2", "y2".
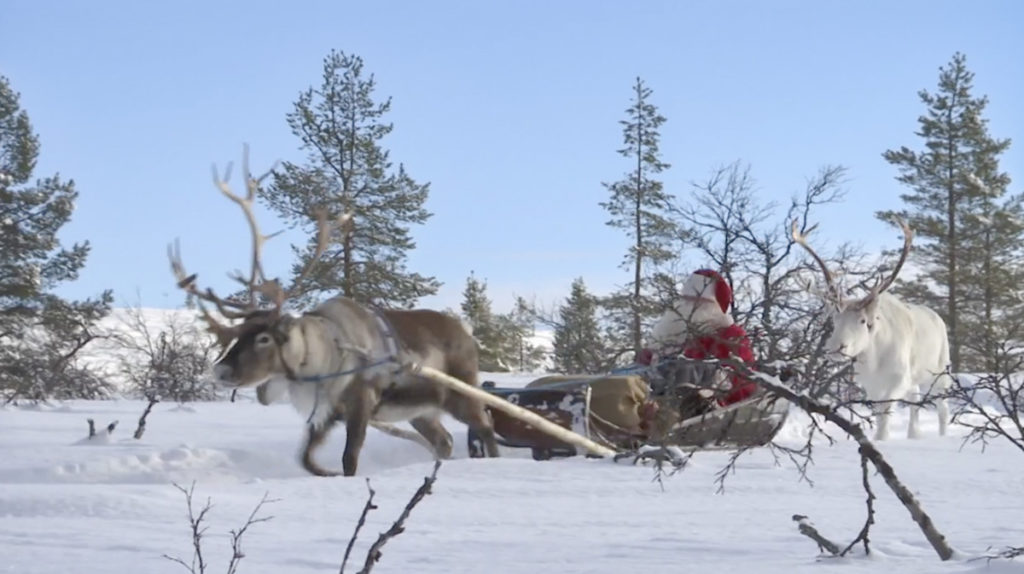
[
  {"x1": 791, "y1": 218, "x2": 913, "y2": 361},
  {"x1": 168, "y1": 145, "x2": 351, "y2": 388}
]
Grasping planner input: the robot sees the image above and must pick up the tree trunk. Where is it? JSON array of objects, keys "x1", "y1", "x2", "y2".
[{"x1": 631, "y1": 91, "x2": 644, "y2": 355}]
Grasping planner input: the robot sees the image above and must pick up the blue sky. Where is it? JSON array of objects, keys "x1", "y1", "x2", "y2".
[{"x1": 3, "y1": 0, "x2": 1022, "y2": 314}]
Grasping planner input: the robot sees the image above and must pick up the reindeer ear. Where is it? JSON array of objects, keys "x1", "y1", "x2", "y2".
[{"x1": 271, "y1": 314, "x2": 296, "y2": 344}]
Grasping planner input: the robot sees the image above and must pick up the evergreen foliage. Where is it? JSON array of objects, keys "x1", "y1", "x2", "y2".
[
  {"x1": 551, "y1": 277, "x2": 608, "y2": 374},
  {"x1": 876, "y1": 52, "x2": 1017, "y2": 371},
  {"x1": 459, "y1": 274, "x2": 546, "y2": 372},
  {"x1": 599, "y1": 77, "x2": 677, "y2": 358},
  {"x1": 260, "y1": 49, "x2": 440, "y2": 309},
  {"x1": 0, "y1": 75, "x2": 112, "y2": 402}
]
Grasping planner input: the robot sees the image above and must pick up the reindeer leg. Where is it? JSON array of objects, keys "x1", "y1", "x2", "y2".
[
  {"x1": 410, "y1": 415, "x2": 454, "y2": 459},
  {"x1": 872, "y1": 401, "x2": 891, "y2": 441},
  {"x1": 907, "y1": 385, "x2": 923, "y2": 439},
  {"x1": 443, "y1": 365, "x2": 501, "y2": 458},
  {"x1": 936, "y1": 394, "x2": 950, "y2": 436},
  {"x1": 445, "y1": 394, "x2": 501, "y2": 458},
  {"x1": 341, "y1": 385, "x2": 374, "y2": 477},
  {"x1": 301, "y1": 416, "x2": 342, "y2": 477}
]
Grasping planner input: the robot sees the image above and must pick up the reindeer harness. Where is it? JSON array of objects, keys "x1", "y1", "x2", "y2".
[{"x1": 277, "y1": 305, "x2": 413, "y2": 424}]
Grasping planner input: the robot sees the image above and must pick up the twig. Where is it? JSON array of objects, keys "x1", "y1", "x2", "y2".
[
  {"x1": 840, "y1": 452, "x2": 876, "y2": 557},
  {"x1": 355, "y1": 460, "x2": 442, "y2": 574},
  {"x1": 161, "y1": 481, "x2": 276, "y2": 574},
  {"x1": 86, "y1": 418, "x2": 118, "y2": 439},
  {"x1": 226, "y1": 492, "x2": 278, "y2": 574},
  {"x1": 340, "y1": 479, "x2": 378, "y2": 574},
  {"x1": 991, "y1": 546, "x2": 1024, "y2": 561},
  {"x1": 613, "y1": 445, "x2": 695, "y2": 491},
  {"x1": 738, "y1": 363, "x2": 955, "y2": 561},
  {"x1": 134, "y1": 395, "x2": 160, "y2": 439},
  {"x1": 162, "y1": 481, "x2": 212, "y2": 574},
  {"x1": 792, "y1": 514, "x2": 841, "y2": 556}
]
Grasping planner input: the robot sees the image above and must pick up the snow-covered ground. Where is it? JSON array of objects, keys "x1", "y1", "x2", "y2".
[{"x1": 2, "y1": 369, "x2": 1024, "y2": 574}]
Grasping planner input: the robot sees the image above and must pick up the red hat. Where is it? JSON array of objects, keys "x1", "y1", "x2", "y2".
[{"x1": 681, "y1": 269, "x2": 732, "y2": 313}]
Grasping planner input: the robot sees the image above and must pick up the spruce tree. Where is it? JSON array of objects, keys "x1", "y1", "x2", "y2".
[
  {"x1": 599, "y1": 77, "x2": 677, "y2": 358},
  {"x1": 459, "y1": 272, "x2": 507, "y2": 372},
  {"x1": 260, "y1": 49, "x2": 440, "y2": 309},
  {"x1": 502, "y1": 297, "x2": 548, "y2": 372},
  {"x1": 551, "y1": 278, "x2": 608, "y2": 374},
  {"x1": 958, "y1": 176, "x2": 1024, "y2": 371},
  {"x1": 876, "y1": 52, "x2": 1014, "y2": 371},
  {"x1": 0, "y1": 75, "x2": 112, "y2": 401}
]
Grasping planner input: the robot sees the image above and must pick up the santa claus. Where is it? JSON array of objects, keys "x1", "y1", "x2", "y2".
[{"x1": 639, "y1": 269, "x2": 758, "y2": 407}]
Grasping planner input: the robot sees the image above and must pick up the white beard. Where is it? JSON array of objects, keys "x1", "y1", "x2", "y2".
[{"x1": 650, "y1": 297, "x2": 734, "y2": 349}]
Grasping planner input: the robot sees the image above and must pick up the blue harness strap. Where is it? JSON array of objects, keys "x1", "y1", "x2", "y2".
[{"x1": 289, "y1": 304, "x2": 409, "y2": 424}]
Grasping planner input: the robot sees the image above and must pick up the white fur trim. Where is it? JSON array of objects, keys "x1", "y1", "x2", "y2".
[{"x1": 681, "y1": 273, "x2": 718, "y2": 302}]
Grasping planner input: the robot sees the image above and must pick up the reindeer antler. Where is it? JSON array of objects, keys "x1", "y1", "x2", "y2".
[
  {"x1": 791, "y1": 219, "x2": 843, "y2": 307},
  {"x1": 167, "y1": 240, "x2": 246, "y2": 348},
  {"x1": 860, "y1": 216, "x2": 913, "y2": 306},
  {"x1": 254, "y1": 207, "x2": 353, "y2": 311},
  {"x1": 168, "y1": 144, "x2": 353, "y2": 344},
  {"x1": 212, "y1": 144, "x2": 286, "y2": 308}
]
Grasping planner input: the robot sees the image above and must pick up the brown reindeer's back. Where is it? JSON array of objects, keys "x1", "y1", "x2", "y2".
[{"x1": 382, "y1": 309, "x2": 481, "y2": 386}]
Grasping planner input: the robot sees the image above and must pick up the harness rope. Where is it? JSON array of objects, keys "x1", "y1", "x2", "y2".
[{"x1": 280, "y1": 305, "x2": 411, "y2": 424}]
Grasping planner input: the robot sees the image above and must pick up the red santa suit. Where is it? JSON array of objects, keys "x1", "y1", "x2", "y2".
[{"x1": 641, "y1": 269, "x2": 758, "y2": 406}]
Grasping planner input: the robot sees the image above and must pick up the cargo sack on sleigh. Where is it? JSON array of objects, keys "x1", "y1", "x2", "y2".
[
  {"x1": 642, "y1": 358, "x2": 791, "y2": 449},
  {"x1": 468, "y1": 359, "x2": 791, "y2": 459}
]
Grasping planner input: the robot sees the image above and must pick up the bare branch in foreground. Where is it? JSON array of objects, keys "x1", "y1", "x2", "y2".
[
  {"x1": 734, "y1": 362, "x2": 955, "y2": 561},
  {"x1": 948, "y1": 368, "x2": 1024, "y2": 455},
  {"x1": 613, "y1": 445, "x2": 696, "y2": 491},
  {"x1": 340, "y1": 479, "x2": 378, "y2": 574},
  {"x1": 790, "y1": 454, "x2": 875, "y2": 559},
  {"x1": 792, "y1": 514, "x2": 841, "y2": 556},
  {"x1": 161, "y1": 481, "x2": 276, "y2": 574},
  {"x1": 991, "y1": 546, "x2": 1024, "y2": 561},
  {"x1": 341, "y1": 460, "x2": 442, "y2": 574},
  {"x1": 841, "y1": 453, "x2": 876, "y2": 557},
  {"x1": 226, "y1": 492, "x2": 278, "y2": 574},
  {"x1": 162, "y1": 481, "x2": 212, "y2": 574}
]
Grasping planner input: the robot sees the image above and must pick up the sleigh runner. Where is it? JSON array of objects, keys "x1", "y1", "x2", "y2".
[{"x1": 467, "y1": 357, "x2": 792, "y2": 460}]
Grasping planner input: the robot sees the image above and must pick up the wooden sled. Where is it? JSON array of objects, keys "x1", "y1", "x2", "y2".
[
  {"x1": 467, "y1": 383, "x2": 595, "y2": 460},
  {"x1": 467, "y1": 358, "x2": 792, "y2": 460}
]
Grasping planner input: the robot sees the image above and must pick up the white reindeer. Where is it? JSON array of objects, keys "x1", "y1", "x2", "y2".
[{"x1": 791, "y1": 219, "x2": 952, "y2": 440}]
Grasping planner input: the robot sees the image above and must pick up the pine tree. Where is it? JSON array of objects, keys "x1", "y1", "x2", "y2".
[
  {"x1": 876, "y1": 52, "x2": 1015, "y2": 371},
  {"x1": 551, "y1": 278, "x2": 608, "y2": 374},
  {"x1": 599, "y1": 77, "x2": 677, "y2": 358},
  {"x1": 502, "y1": 297, "x2": 548, "y2": 372},
  {"x1": 0, "y1": 75, "x2": 112, "y2": 401},
  {"x1": 459, "y1": 272, "x2": 507, "y2": 372},
  {"x1": 260, "y1": 49, "x2": 440, "y2": 309},
  {"x1": 958, "y1": 176, "x2": 1024, "y2": 371}
]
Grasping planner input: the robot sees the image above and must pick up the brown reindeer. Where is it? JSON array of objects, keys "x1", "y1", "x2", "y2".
[{"x1": 168, "y1": 146, "x2": 500, "y2": 476}]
